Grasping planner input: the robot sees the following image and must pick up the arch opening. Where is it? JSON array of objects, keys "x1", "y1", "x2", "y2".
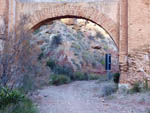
[
  {"x1": 31, "y1": 15, "x2": 118, "y2": 48},
  {"x1": 31, "y1": 17, "x2": 120, "y2": 83}
]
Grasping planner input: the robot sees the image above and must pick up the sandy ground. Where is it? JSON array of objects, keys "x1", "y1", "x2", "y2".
[{"x1": 32, "y1": 80, "x2": 150, "y2": 113}]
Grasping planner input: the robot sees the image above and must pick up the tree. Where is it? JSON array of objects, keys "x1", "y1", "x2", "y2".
[{"x1": 0, "y1": 16, "x2": 42, "y2": 89}]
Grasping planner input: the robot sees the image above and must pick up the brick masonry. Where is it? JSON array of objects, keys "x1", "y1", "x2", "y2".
[{"x1": 0, "y1": 0, "x2": 149, "y2": 86}]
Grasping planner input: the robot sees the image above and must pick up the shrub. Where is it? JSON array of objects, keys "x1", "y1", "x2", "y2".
[
  {"x1": 11, "y1": 98, "x2": 37, "y2": 113},
  {"x1": 100, "y1": 60, "x2": 105, "y2": 66},
  {"x1": 88, "y1": 74, "x2": 101, "y2": 80},
  {"x1": 49, "y1": 74, "x2": 71, "y2": 86},
  {"x1": 97, "y1": 75, "x2": 108, "y2": 83},
  {"x1": 99, "y1": 82, "x2": 118, "y2": 97},
  {"x1": 128, "y1": 81, "x2": 141, "y2": 94},
  {"x1": 132, "y1": 82, "x2": 141, "y2": 92},
  {"x1": 51, "y1": 34, "x2": 62, "y2": 47},
  {"x1": 53, "y1": 65, "x2": 74, "y2": 78},
  {"x1": 38, "y1": 53, "x2": 44, "y2": 60},
  {"x1": 113, "y1": 73, "x2": 120, "y2": 84},
  {"x1": 73, "y1": 72, "x2": 88, "y2": 81},
  {"x1": 46, "y1": 60, "x2": 56, "y2": 70},
  {"x1": 73, "y1": 73, "x2": 106, "y2": 81},
  {"x1": 88, "y1": 74, "x2": 108, "y2": 81},
  {"x1": 0, "y1": 98, "x2": 38, "y2": 113},
  {"x1": 0, "y1": 16, "x2": 42, "y2": 88},
  {"x1": 128, "y1": 79, "x2": 150, "y2": 94},
  {"x1": 0, "y1": 86, "x2": 24, "y2": 109},
  {"x1": 0, "y1": 86, "x2": 37, "y2": 113},
  {"x1": 143, "y1": 78, "x2": 149, "y2": 91},
  {"x1": 129, "y1": 79, "x2": 150, "y2": 94},
  {"x1": 46, "y1": 60, "x2": 74, "y2": 78}
]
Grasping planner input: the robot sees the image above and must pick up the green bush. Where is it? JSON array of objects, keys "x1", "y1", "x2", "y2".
[
  {"x1": 0, "y1": 87, "x2": 25, "y2": 109},
  {"x1": 46, "y1": 60, "x2": 73, "y2": 78},
  {"x1": 0, "y1": 87, "x2": 37, "y2": 113},
  {"x1": 88, "y1": 74, "x2": 99, "y2": 80},
  {"x1": 73, "y1": 72, "x2": 88, "y2": 81},
  {"x1": 0, "y1": 98, "x2": 38, "y2": 113},
  {"x1": 88, "y1": 74, "x2": 104, "y2": 80},
  {"x1": 54, "y1": 65, "x2": 73, "y2": 77},
  {"x1": 46, "y1": 60, "x2": 56, "y2": 70},
  {"x1": 73, "y1": 72, "x2": 106, "y2": 81},
  {"x1": 101, "y1": 60, "x2": 105, "y2": 66},
  {"x1": 143, "y1": 78, "x2": 149, "y2": 91},
  {"x1": 49, "y1": 74, "x2": 71, "y2": 86},
  {"x1": 128, "y1": 82, "x2": 141, "y2": 94},
  {"x1": 128, "y1": 79, "x2": 150, "y2": 94},
  {"x1": 38, "y1": 53, "x2": 44, "y2": 60},
  {"x1": 92, "y1": 74, "x2": 107, "y2": 83},
  {"x1": 113, "y1": 73, "x2": 120, "y2": 84}
]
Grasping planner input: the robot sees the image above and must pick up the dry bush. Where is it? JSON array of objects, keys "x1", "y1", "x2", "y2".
[{"x1": 0, "y1": 16, "x2": 48, "y2": 91}]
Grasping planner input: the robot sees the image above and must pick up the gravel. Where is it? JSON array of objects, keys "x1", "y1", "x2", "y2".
[{"x1": 32, "y1": 80, "x2": 150, "y2": 113}]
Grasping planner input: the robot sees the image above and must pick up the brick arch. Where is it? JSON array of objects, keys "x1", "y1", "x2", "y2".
[{"x1": 26, "y1": 5, "x2": 119, "y2": 47}]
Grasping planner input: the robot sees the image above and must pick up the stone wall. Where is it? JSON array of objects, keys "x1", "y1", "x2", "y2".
[
  {"x1": 0, "y1": 0, "x2": 7, "y2": 35},
  {"x1": 127, "y1": 0, "x2": 150, "y2": 85},
  {"x1": 0, "y1": 0, "x2": 7, "y2": 51},
  {"x1": 128, "y1": 0, "x2": 150, "y2": 51},
  {"x1": 14, "y1": 1, "x2": 119, "y2": 46},
  {"x1": 18, "y1": 0, "x2": 118, "y2": 3},
  {"x1": 0, "y1": 0, "x2": 149, "y2": 86},
  {"x1": 0, "y1": 0, "x2": 6, "y2": 16},
  {"x1": 127, "y1": 45, "x2": 150, "y2": 85}
]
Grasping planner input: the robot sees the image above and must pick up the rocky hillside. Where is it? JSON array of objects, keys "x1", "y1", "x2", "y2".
[{"x1": 33, "y1": 18, "x2": 119, "y2": 75}]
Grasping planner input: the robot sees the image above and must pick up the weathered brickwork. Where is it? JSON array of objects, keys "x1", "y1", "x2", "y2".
[
  {"x1": 0, "y1": 0, "x2": 7, "y2": 35},
  {"x1": 14, "y1": 1, "x2": 119, "y2": 46},
  {"x1": 126, "y1": 0, "x2": 150, "y2": 85},
  {"x1": 0, "y1": 0, "x2": 149, "y2": 86},
  {"x1": 127, "y1": 44, "x2": 150, "y2": 85}
]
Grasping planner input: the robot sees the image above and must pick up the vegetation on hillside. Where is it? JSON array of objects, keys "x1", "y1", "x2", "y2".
[{"x1": 33, "y1": 19, "x2": 119, "y2": 76}]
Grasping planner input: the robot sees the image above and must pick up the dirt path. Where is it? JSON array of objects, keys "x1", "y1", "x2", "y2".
[{"x1": 32, "y1": 81, "x2": 150, "y2": 113}]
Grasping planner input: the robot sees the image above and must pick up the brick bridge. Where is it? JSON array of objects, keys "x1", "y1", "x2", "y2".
[{"x1": 0, "y1": 0, "x2": 150, "y2": 86}]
